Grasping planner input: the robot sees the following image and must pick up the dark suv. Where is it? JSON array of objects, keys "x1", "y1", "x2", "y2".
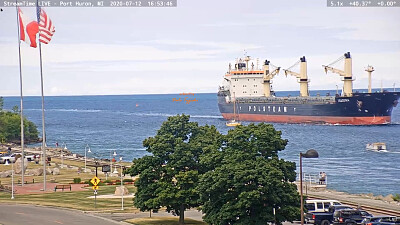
[{"x1": 333, "y1": 209, "x2": 373, "y2": 225}]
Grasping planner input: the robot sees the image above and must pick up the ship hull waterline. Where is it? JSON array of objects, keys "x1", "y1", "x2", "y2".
[
  {"x1": 221, "y1": 113, "x2": 391, "y2": 125},
  {"x1": 218, "y1": 92, "x2": 400, "y2": 125}
]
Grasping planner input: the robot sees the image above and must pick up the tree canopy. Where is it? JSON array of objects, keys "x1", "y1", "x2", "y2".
[
  {"x1": 126, "y1": 114, "x2": 222, "y2": 224},
  {"x1": 198, "y1": 123, "x2": 300, "y2": 225},
  {"x1": 0, "y1": 97, "x2": 3, "y2": 111},
  {"x1": 128, "y1": 115, "x2": 300, "y2": 225},
  {"x1": 0, "y1": 111, "x2": 39, "y2": 144}
]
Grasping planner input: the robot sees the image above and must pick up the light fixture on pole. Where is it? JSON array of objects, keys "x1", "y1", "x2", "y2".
[
  {"x1": 120, "y1": 156, "x2": 124, "y2": 211},
  {"x1": 85, "y1": 144, "x2": 91, "y2": 173},
  {"x1": 300, "y1": 149, "x2": 319, "y2": 225},
  {"x1": 5, "y1": 159, "x2": 15, "y2": 199}
]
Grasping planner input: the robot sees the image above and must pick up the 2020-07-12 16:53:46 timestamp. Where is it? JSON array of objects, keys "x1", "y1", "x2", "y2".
[{"x1": 109, "y1": 0, "x2": 176, "y2": 7}]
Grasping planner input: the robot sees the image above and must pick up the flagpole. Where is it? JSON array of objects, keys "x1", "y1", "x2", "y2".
[
  {"x1": 36, "y1": 2, "x2": 47, "y2": 191},
  {"x1": 15, "y1": 2, "x2": 25, "y2": 186}
]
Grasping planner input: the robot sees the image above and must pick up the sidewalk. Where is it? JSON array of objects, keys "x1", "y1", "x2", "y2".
[{"x1": 5, "y1": 183, "x2": 88, "y2": 194}]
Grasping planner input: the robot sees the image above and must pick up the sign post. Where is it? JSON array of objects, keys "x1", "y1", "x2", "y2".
[{"x1": 90, "y1": 176, "x2": 100, "y2": 208}]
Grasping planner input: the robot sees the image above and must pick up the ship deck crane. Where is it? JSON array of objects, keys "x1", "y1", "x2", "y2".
[
  {"x1": 365, "y1": 65, "x2": 374, "y2": 93},
  {"x1": 263, "y1": 60, "x2": 280, "y2": 97},
  {"x1": 323, "y1": 52, "x2": 354, "y2": 97},
  {"x1": 283, "y1": 56, "x2": 309, "y2": 97}
]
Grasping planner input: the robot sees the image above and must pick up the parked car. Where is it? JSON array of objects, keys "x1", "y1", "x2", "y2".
[
  {"x1": 306, "y1": 199, "x2": 342, "y2": 213},
  {"x1": 25, "y1": 154, "x2": 39, "y2": 162},
  {"x1": 0, "y1": 153, "x2": 17, "y2": 164},
  {"x1": 361, "y1": 216, "x2": 400, "y2": 225},
  {"x1": 333, "y1": 209, "x2": 373, "y2": 225},
  {"x1": 306, "y1": 205, "x2": 354, "y2": 225}
]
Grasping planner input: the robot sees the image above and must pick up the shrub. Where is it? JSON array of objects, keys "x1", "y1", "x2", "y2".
[
  {"x1": 393, "y1": 193, "x2": 400, "y2": 202},
  {"x1": 73, "y1": 178, "x2": 81, "y2": 184},
  {"x1": 123, "y1": 178, "x2": 133, "y2": 182}
]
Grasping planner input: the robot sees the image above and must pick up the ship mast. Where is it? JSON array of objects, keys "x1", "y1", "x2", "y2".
[
  {"x1": 263, "y1": 60, "x2": 280, "y2": 97},
  {"x1": 323, "y1": 52, "x2": 354, "y2": 97},
  {"x1": 283, "y1": 56, "x2": 309, "y2": 97},
  {"x1": 365, "y1": 65, "x2": 374, "y2": 93}
]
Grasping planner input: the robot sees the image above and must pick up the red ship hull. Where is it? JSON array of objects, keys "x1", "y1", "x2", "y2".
[{"x1": 221, "y1": 113, "x2": 391, "y2": 125}]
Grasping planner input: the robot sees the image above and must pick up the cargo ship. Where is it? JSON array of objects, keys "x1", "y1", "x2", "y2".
[{"x1": 218, "y1": 52, "x2": 400, "y2": 125}]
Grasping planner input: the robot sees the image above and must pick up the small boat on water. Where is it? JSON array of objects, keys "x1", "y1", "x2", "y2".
[
  {"x1": 226, "y1": 119, "x2": 241, "y2": 127},
  {"x1": 366, "y1": 142, "x2": 387, "y2": 151},
  {"x1": 226, "y1": 93, "x2": 241, "y2": 127}
]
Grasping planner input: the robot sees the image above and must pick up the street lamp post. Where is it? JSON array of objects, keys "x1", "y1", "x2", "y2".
[
  {"x1": 5, "y1": 159, "x2": 14, "y2": 199},
  {"x1": 85, "y1": 144, "x2": 91, "y2": 172},
  {"x1": 300, "y1": 149, "x2": 319, "y2": 225},
  {"x1": 120, "y1": 156, "x2": 124, "y2": 211},
  {"x1": 110, "y1": 150, "x2": 117, "y2": 176},
  {"x1": 61, "y1": 142, "x2": 67, "y2": 168}
]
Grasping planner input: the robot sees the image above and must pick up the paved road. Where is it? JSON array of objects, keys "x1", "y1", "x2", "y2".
[
  {"x1": 95, "y1": 209, "x2": 204, "y2": 222},
  {"x1": 0, "y1": 204, "x2": 122, "y2": 225}
]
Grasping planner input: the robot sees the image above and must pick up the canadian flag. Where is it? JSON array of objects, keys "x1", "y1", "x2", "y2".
[{"x1": 18, "y1": 8, "x2": 39, "y2": 48}]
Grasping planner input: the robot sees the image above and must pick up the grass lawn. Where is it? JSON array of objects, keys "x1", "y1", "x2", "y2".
[
  {"x1": 0, "y1": 184, "x2": 140, "y2": 212},
  {"x1": 125, "y1": 217, "x2": 207, "y2": 225},
  {"x1": 0, "y1": 156, "x2": 138, "y2": 212}
]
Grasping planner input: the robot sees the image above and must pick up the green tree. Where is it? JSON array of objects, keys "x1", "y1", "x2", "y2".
[
  {"x1": 198, "y1": 123, "x2": 300, "y2": 225},
  {"x1": 12, "y1": 105, "x2": 19, "y2": 113},
  {"x1": 0, "y1": 111, "x2": 39, "y2": 143},
  {"x1": 0, "y1": 97, "x2": 3, "y2": 111},
  {"x1": 126, "y1": 114, "x2": 222, "y2": 224}
]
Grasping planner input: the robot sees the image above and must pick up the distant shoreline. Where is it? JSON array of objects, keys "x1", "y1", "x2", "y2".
[{"x1": 0, "y1": 87, "x2": 396, "y2": 98}]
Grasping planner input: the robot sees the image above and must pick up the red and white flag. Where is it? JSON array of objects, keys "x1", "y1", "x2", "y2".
[
  {"x1": 37, "y1": 8, "x2": 55, "y2": 44},
  {"x1": 18, "y1": 8, "x2": 39, "y2": 48}
]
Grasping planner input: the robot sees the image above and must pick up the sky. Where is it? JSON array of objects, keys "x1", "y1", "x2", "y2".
[{"x1": 0, "y1": 0, "x2": 399, "y2": 96}]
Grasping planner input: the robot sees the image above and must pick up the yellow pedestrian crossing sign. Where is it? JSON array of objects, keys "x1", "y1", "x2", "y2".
[
  {"x1": 92, "y1": 185, "x2": 99, "y2": 190},
  {"x1": 90, "y1": 176, "x2": 100, "y2": 186}
]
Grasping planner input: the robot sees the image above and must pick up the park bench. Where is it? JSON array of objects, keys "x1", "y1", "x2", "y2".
[
  {"x1": 54, "y1": 184, "x2": 71, "y2": 192},
  {"x1": 18, "y1": 178, "x2": 35, "y2": 184}
]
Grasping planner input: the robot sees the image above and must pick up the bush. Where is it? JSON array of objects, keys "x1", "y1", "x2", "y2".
[
  {"x1": 73, "y1": 178, "x2": 81, "y2": 184},
  {"x1": 104, "y1": 180, "x2": 112, "y2": 183},
  {"x1": 393, "y1": 193, "x2": 400, "y2": 202},
  {"x1": 123, "y1": 178, "x2": 133, "y2": 182}
]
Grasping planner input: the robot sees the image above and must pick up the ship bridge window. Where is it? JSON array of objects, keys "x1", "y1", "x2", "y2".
[{"x1": 238, "y1": 63, "x2": 246, "y2": 69}]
